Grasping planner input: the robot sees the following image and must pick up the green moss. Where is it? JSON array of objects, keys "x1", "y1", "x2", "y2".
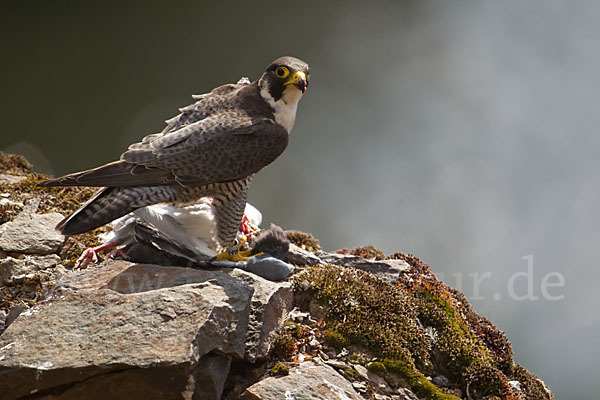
[
  {"x1": 270, "y1": 362, "x2": 289, "y2": 376},
  {"x1": 0, "y1": 151, "x2": 33, "y2": 175},
  {"x1": 382, "y1": 357, "x2": 459, "y2": 400},
  {"x1": 335, "y1": 245, "x2": 386, "y2": 260},
  {"x1": 414, "y1": 289, "x2": 494, "y2": 381},
  {"x1": 449, "y1": 289, "x2": 515, "y2": 376},
  {"x1": 292, "y1": 265, "x2": 455, "y2": 398},
  {"x1": 341, "y1": 368, "x2": 361, "y2": 380},
  {"x1": 463, "y1": 361, "x2": 509, "y2": 398},
  {"x1": 292, "y1": 264, "x2": 552, "y2": 400},
  {"x1": 59, "y1": 228, "x2": 107, "y2": 268},
  {"x1": 0, "y1": 174, "x2": 99, "y2": 220},
  {"x1": 323, "y1": 328, "x2": 349, "y2": 349},
  {"x1": 511, "y1": 365, "x2": 552, "y2": 399},
  {"x1": 293, "y1": 265, "x2": 430, "y2": 365},
  {"x1": 282, "y1": 320, "x2": 296, "y2": 328},
  {"x1": 347, "y1": 352, "x2": 370, "y2": 365},
  {"x1": 366, "y1": 361, "x2": 387, "y2": 376},
  {"x1": 285, "y1": 230, "x2": 321, "y2": 252},
  {"x1": 271, "y1": 333, "x2": 297, "y2": 360},
  {"x1": 290, "y1": 322, "x2": 311, "y2": 339},
  {"x1": 0, "y1": 201, "x2": 23, "y2": 224},
  {"x1": 0, "y1": 272, "x2": 47, "y2": 317}
]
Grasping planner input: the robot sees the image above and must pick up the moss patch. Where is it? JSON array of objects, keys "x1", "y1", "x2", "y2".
[
  {"x1": 293, "y1": 264, "x2": 552, "y2": 400},
  {"x1": 0, "y1": 173, "x2": 100, "y2": 223},
  {"x1": 59, "y1": 228, "x2": 107, "y2": 268},
  {"x1": 0, "y1": 273, "x2": 44, "y2": 313},
  {"x1": 387, "y1": 251, "x2": 433, "y2": 276},
  {"x1": 512, "y1": 364, "x2": 553, "y2": 400},
  {"x1": 271, "y1": 333, "x2": 297, "y2": 360},
  {"x1": 323, "y1": 328, "x2": 350, "y2": 349},
  {"x1": 366, "y1": 361, "x2": 387, "y2": 376},
  {"x1": 336, "y1": 245, "x2": 386, "y2": 260},
  {"x1": 285, "y1": 230, "x2": 321, "y2": 252},
  {"x1": 0, "y1": 172, "x2": 108, "y2": 267},
  {"x1": 270, "y1": 362, "x2": 289, "y2": 376},
  {"x1": 0, "y1": 152, "x2": 33, "y2": 175}
]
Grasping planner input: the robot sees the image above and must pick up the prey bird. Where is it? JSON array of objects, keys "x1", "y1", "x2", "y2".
[{"x1": 39, "y1": 56, "x2": 309, "y2": 261}]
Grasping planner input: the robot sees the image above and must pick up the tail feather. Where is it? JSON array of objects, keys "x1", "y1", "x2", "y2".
[
  {"x1": 37, "y1": 161, "x2": 173, "y2": 188},
  {"x1": 56, "y1": 186, "x2": 176, "y2": 235}
]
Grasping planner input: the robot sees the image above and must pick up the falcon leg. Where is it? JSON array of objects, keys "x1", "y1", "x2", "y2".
[
  {"x1": 105, "y1": 248, "x2": 129, "y2": 261},
  {"x1": 74, "y1": 240, "x2": 120, "y2": 269},
  {"x1": 212, "y1": 178, "x2": 253, "y2": 261}
]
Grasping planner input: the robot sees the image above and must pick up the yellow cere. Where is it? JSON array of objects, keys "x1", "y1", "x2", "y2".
[{"x1": 284, "y1": 71, "x2": 306, "y2": 86}]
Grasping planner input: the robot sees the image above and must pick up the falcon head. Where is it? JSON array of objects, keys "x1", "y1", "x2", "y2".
[
  {"x1": 259, "y1": 56, "x2": 309, "y2": 104},
  {"x1": 258, "y1": 56, "x2": 309, "y2": 132}
]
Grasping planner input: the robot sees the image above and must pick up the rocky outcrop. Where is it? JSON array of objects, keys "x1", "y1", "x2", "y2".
[
  {"x1": 0, "y1": 260, "x2": 292, "y2": 400},
  {"x1": 0, "y1": 198, "x2": 65, "y2": 255},
  {"x1": 242, "y1": 359, "x2": 362, "y2": 400},
  {"x1": 0, "y1": 153, "x2": 553, "y2": 399}
]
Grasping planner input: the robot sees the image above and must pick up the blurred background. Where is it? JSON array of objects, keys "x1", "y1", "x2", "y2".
[{"x1": 3, "y1": 1, "x2": 597, "y2": 397}]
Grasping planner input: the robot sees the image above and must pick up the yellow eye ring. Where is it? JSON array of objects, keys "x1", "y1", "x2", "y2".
[{"x1": 275, "y1": 66, "x2": 290, "y2": 79}]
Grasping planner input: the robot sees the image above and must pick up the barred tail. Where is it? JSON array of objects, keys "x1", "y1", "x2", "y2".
[{"x1": 56, "y1": 186, "x2": 177, "y2": 235}]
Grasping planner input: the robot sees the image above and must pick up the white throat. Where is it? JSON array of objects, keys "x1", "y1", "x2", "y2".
[{"x1": 260, "y1": 84, "x2": 303, "y2": 133}]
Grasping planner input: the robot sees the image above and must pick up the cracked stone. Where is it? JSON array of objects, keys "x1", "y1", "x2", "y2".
[
  {"x1": 0, "y1": 260, "x2": 293, "y2": 399},
  {"x1": 0, "y1": 200, "x2": 64, "y2": 254},
  {"x1": 242, "y1": 360, "x2": 362, "y2": 400}
]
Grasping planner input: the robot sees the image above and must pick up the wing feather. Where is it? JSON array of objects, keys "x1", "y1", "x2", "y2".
[
  {"x1": 39, "y1": 82, "x2": 288, "y2": 189},
  {"x1": 37, "y1": 161, "x2": 174, "y2": 187},
  {"x1": 120, "y1": 112, "x2": 288, "y2": 187}
]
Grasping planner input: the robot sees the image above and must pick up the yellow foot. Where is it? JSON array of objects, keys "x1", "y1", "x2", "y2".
[{"x1": 216, "y1": 248, "x2": 253, "y2": 262}]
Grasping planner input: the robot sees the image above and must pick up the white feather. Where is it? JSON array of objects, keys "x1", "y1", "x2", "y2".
[
  {"x1": 259, "y1": 85, "x2": 303, "y2": 133},
  {"x1": 102, "y1": 200, "x2": 263, "y2": 259},
  {"x1": 244, "y1": 203, "x2": 262, "y2": 227}
]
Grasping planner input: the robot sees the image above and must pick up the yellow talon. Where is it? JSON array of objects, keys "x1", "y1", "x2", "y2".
[{"x1": 216, "y1": 248, "x2": 253, "y2": 262}]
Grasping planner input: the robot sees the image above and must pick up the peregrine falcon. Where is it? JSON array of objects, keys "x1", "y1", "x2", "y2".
[{"x1": 38, "y1": 56, "x2": 309, "y2": 260}]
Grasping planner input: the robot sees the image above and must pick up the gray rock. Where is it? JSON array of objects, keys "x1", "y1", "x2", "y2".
[
  {"x1": 194, "y1": 353, "x2": 232, "y2": 400},
  {"x1": 370, "y1": 372, "x2": 393, "y2": 394},
  {"x1": 0, "y1": 174, "x2": 26, "y2": 185},
  {"x1": 4, "y1": 305, "x2": 25, "y2": 330},
  {"x1": 242, "y1": 359, "x2": 362, "y2": 400},
  {"x1": 432, "y1": 374, "x2": 450, "y2": 388},
  {"x1": 352, "y1": 381, "x2": 367, "y2": 392},
  {"x1": 353, "y1": 364, "x2": 370, "y2": 380},
  {"x1": 286, "y1": 243, "x2": 321, "y2": 265},
  {"x1": 0, "y1": 196, "x2": 23, "y2": 209},
  {"x1": 315, "y1": 251, "x2": 411, "y2": 282},
  {"x1": 396, "y1": 387, "x2": 420, "y2": 400},
  {"x1": 0, "y1": 310, "x2": 5, "y2": 335},
  {"x1": 324, "y1": 359, "x2": 351, "y2": 371},
  {"x1": 0, "y1": 260, "x2": 293, "y2": 400},
  {"x1": 0, "y1": 199, "x2": 64, "y2": 254},
  {"x1": 230, "y1": 268, "x2": 293, "y2": 362},
  {"x1": 350, "y1": 363, "x2": 393, "y2": 394},
  {"x1": 0, "y1": 254, "x2": 61, "y2": 285}
]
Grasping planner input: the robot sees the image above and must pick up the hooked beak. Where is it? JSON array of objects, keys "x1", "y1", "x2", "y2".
[{"x1": 284, "y1": 71, "x2": 308, "y2": 93}]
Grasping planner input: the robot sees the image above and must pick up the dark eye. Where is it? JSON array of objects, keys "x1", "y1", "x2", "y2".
[{"x1": 275, "y1": 66, "x2": 289, "y2": 78}]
